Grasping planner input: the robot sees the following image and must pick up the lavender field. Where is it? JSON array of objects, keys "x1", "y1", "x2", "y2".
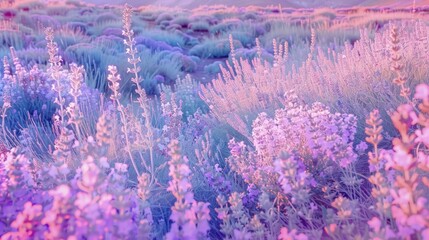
[{"x1": 0, "y1": 0, "x2": 429, "y2": 239}]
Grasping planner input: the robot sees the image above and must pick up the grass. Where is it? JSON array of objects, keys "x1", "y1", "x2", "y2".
[
  {"x1": 189, "y1": 38, "x2": 243, "y2": 58},
  {"x1": 0, "y1": 30, "x2": 25, "y2": 50},
  {"x1": 139, "y1": 29, "x2": 186, "y2": 47}
]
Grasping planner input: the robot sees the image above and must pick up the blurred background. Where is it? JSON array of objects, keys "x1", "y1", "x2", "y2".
[{"x1": 81, "y1": 0, "x2": 428, "y2": 8}]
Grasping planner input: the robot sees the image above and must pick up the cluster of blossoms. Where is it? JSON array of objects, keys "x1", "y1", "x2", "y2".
[
  {"x1": 227, "y1": 91, "x2": 357, "y2": 197},
  {"x1": 223, "y1": 91, "x2": 378, "y2": 238},
  {"x1": 2, "y1": 51, "x2": 55, "y2": 104},
  {"x1": 1, "y1": 47, "x2": 100, "y2": 129},
  {"x1": 1, "y1": 135, "x2": 152, "y2": 239},
  {"x1": 219, "y1": 85, "x2": 429, "y2": 239},
  {"x1": 0, "y1": 19, "x2": 152, "y2": 236},
  {"x1": 274, "y1": 153, "x2": 312, "y2": 204},
  {"x1": 0, "y1": 149, "x2": 40, "y2": 236}
]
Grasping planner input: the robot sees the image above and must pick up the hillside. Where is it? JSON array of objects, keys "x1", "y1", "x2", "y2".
[{"x1": 83, "y1": 0, "x2": 429, "y2": 8}]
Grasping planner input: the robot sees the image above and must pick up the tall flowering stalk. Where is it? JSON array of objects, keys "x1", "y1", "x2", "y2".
[
  {"x1": 95, "y1": 112, "x2": 116, "y2": 156},
  {"x1": 389, "y1": 25, "x2": 410, "y2": 100},
  {"x1": 384, "y1": 84, "x2": 429, "y2": 238},
  {"x1": 166, "y1": 139, "x2": 210, "y2": 240},
  {"x1": 1, "y1": 56, "x2": 13, "y2": 145},
  {"x1": 122, "y1": 4, "x2": 155, "y2": 184},
  {"x1": 122, "y1": 4, "x2": 141, "y2": 88},
  {"x1": 2, "y1": 56, "x2": 11, "y2": 81},
  {"x1": 45, "y1": 27, "x2": 66, "y2": 128},
  {"x1": 107, "y1": 65, "x2": 140, "y2": 176},
  {"x1": 1, "y1": 67, "x2": 11, "y2": 143},
  {"x1": 365, "y1": 109, "x2": 395, "y2": 239},
  {"x1": 363, "y1": 84, "x2": 429, "y2": 239},
  {"x1": 306, "y1": 28, "x2": 316, "y2": 64},
  {"x1": 272, "y1": 38, "x2": 288, "y2": 69},
  {"x1": 45, "y1": 27, "x2": 78, "y2": 169},
  {"x1": 136, "y1": 173, "x2": 153, "y2": 239},
  {"x1": 52, "y1": 127, "x2": 77, "y2": 169},
  {"x1": 67, "y1": 63, "x2": 84, "y2": 141},
  {"x1": 9, "y1": 47, "x2": 24, "y2": 83}
]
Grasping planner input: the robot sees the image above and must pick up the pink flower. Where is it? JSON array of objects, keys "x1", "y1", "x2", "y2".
[
  {"x1": 177, "y1": 163, "x2": 191, "y2": 176},
  {"x1": 11, "y1": 202, "x2": 42, "y2": 228},
  {"x1": 397, "y1": 225, "x2": 414, "y2": 238},
  {"x1": 422, "y1": 228, "x2": 429, "y2": 240},
  {"x1": 75, "y1": 192, "x2": 92, "y2": 209},
  {"x1": 340, "y1": 157, "x2": 353, "y2": 168},
  {"x1": 391, "y1": 206, "x2": 408, "y2": 225},
  {"x1": 386, "y1": 147, "x2": 415, "y2": 171},
  {"x1": 415, "y1": 128, "x2": 429, "y2": 147},
  {"x1": 51, "y1": 184, "x2": 71, "y2": 198},
  {"x1": 166, "y1": 139, "x2": 210, "y2": 238},
  {"x1": 397, "y1": 104, "x2": 419, "y2": 125},
  {"x1": 115, "y1": 163, "x2": 128, "y2": 173},
  {"x1": 368, "y1": 217, "x2": 381, "y2": 232},
  {"x1": 185, "y1": 207, "x2": 197, "y2": 223},
  {"x1": 417, "y1": 152, "x2": 429, "y2": 166},
  {"x1": 407, "y1": 215, "x2": 426, "y2": 231},
  {"x1": 81, "y1": 162, "x2": 100, "y2": 188},
  {"x1": 414, "y1": 84, "x2": 429, "y2": 100},
  {"x1": 391, "y1": 188, "x2": 412, "y2": 208},
  {"x1": 278, "y1": 227, "x2": 308, "y2": 240},
  {"x1": 416, "y1": 197, "x2": 427, "y2": 210},
  {"x1": 217, "y1": 209, "x2": 228, "y2": 220}
]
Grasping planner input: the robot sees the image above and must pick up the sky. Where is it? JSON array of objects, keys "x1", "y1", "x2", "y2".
[{"x1": 81, "y1": 0, "x2": 429, "y2": 8}]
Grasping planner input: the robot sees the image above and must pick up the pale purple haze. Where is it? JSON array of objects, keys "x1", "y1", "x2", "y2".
[{"x1": 83, "y1": 0, "x2": 429, "y2": 8}]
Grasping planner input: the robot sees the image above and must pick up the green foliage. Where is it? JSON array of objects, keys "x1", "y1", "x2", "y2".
[
  {"x1": 139, "y1": 29, "x2": 186, "y2": 47},
  {"x1": 0, "y1": 30, "x2": 24, "y2": 50},
  {"x1": 189, "y1": 38, "x2": 243, "y2": 58}
]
